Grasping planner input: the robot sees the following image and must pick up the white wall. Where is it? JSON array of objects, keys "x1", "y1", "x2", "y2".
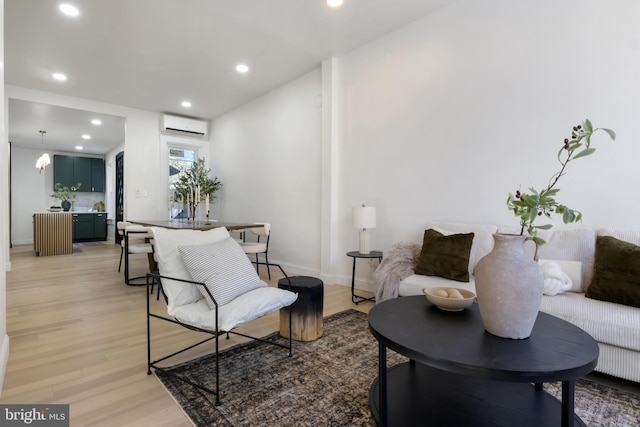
[
  {"x1": 335, "y1": 0, "x2": 640, "y2": 290},
  {"x1": 209, "y1": 0, "x2": 640, "y2": 292},
  {"x1": 210, "y1": 70, "x2": 323, "y2": 276},
  {"x1": 0, "y1": 0, "x2": 9, "y2": 396}
]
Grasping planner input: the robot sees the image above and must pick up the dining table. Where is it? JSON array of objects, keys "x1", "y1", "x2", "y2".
[
  {"x1": 130, "y1": 220, "x2": 255, "y2": 231},
  {"x1": 124, "y1": 220, "x2": 255, "y2": 283}
]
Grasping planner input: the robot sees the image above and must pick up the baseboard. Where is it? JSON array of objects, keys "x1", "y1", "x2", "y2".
[
  {"x1": 12, "y1": 239, "x2": 32, "y2": 245},
  {"x1": 0, "y1": 334, "x2": 10, "y2": 399},
  {"x1": 272, "y1": 260, "x2": 377, "y2": 293}
]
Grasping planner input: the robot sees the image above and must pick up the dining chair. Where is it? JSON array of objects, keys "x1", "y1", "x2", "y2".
[
  {"x1": 239, "y1": 223, "x2": 284, "y2": 280},
  {"x1": 124, "y1": 224, "x2": 154, "y2": 285},
  {"x1": 116, "y1": 221, "x2": 131, "y2": 272}
]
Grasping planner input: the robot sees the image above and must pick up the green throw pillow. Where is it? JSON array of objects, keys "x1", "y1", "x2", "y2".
[
  {"x1": 586, "y1": 235, "x2": 640, "y2": 308},
  {"x1": 414, "y1": 229, "x2": 474, "y2": 282}
]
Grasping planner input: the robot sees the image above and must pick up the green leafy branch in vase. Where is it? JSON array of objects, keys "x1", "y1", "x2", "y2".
[
  {"x1": 50, "y1": 182, "x2": 82, "y2": 202},
  {"x1": 173, "y1": 157, "x2": 222, "y2": 218},
  {"x1": 507, "y1": 119, "x2": 616, "y2": 252}
]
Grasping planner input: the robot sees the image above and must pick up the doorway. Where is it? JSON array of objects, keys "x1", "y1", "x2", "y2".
[{"x1": 115, "y1": 151, "x2": 124, "y2": 245}]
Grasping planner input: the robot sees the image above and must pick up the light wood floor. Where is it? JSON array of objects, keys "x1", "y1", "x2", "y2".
[{"x1": 2, "y1": 241, "x2": 374, "y2": 426}]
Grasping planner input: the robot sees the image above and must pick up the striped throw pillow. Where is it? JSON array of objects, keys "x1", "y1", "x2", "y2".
[{"x1": 179, "y1": 237, "x2": 267, "y2": 308}]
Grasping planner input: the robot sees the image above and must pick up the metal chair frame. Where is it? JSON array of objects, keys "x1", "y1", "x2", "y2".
[
  {"x1": 145, "y1": 272, "x2": 293, "y2": 406},
  {"x1": 124, "y1": 227, "x2": 153, "y2": 286},
  {"x1": 116, "y1": 221, "x2": 130, "y2": 273}
]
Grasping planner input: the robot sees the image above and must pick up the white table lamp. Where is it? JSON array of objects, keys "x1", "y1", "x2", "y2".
[{"x1": 353, "y1": 205, "x2": 376, "y2": 254}]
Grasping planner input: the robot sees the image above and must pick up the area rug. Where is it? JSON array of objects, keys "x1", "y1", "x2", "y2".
[{"x1": 155, "y1": 309, "x2": 640, "y2": 427}]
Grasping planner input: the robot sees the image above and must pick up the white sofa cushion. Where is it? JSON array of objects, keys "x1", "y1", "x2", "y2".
[
  {"x1": 179, "y1": 237, "x2": 267, "y2": 307},
  {"x1": 540, "y1": 292, "x2": 640, "y2": 352},
  {"x1": 150, "y1": 226, "x2": 230, "y2": 313},
  {"x1": 498, "y1": 226, "x2": 596, "y2": 292}
]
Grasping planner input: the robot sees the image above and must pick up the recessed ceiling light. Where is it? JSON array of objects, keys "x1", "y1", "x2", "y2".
[
  {"x1": 59, "y1": 4, "x2": 80, "y2": 17},
  {"x1": 327, "y1": 0, "x2": 344, "y2": 7},
  {"x1": 52, "y1": 73, "x2": 67, "y2": 81},
  {"x1": 236, "y1": 64, "x2": 249, "y2": 73},
  {"x1": 81, "y1": 134, "x2": 91, "y2": 140},
  {"x1": 75, "y1": 146, "x2": 83, "y2": 150},
  {"x1": 181, "y1": 101, "x2": 192, "y2": 108},
  {"x1": 91, "y1": 119, "x2": 102, "y2": 125}
]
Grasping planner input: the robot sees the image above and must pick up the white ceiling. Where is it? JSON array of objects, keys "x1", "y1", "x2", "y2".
[
  {"x1": 8, "y1": 99, "x2": 126, "y2": 154},
  {"x1": 5, "y1": 0, "x2": 453, "y2": 153}
]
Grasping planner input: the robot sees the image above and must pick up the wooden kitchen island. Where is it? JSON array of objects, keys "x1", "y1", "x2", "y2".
[{"x1": 33, "y1": 212, "x2": 73, "y2": 256}]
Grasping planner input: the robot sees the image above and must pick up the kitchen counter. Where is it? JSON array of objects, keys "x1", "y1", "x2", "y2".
[
  {"x1": 33, "y1": 212, "x2": 109, "y2": 255},
  {"x1": 33, "y1": 212, "x2": 73, "y2": 256}
]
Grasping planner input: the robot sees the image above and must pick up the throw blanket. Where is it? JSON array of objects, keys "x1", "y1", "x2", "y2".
[
  {"x1": 374, "y1": 243, "x2": 421, "y2": 303},
  {"x1": 539, "y1": 261, "x2": 573, "y2": 296}
]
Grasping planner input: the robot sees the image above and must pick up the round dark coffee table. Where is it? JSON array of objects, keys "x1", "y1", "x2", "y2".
[{"x1": 368, "y1": 296, "x2": 599, "y2": 427}]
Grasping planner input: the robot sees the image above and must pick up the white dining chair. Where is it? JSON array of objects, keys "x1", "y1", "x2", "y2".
[
  {"x1": 124, "y1": 224, "x2": 154, "y2": 285},
  {"x1": 239, "y1": 223, "x2": 285, "y2": 280}
]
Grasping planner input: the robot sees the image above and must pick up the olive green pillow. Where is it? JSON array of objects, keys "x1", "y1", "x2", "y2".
[
  {"x1": 414, "y1": 229, "x2": 474, "y2": 282},
  {"x1": 586, "y1": 235, "x2": 640, "y2": 308}
]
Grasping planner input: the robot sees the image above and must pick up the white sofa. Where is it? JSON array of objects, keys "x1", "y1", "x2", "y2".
[{"x1": 394, "y1": 221, "x2": 640, "y2": 383}]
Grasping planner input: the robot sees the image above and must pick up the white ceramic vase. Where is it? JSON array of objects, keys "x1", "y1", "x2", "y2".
[{"x1": 474, "y1": 233, "x2": 544, "y2": 339}]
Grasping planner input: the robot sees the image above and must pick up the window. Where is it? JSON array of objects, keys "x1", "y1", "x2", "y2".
[{"x1": 168, "y1": 146, "x2": 197, "y2": 219}]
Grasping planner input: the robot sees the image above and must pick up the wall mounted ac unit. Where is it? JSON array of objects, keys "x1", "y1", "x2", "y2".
[{"x1": 162, "y1": 114, "x2": 208, "y2": 137}]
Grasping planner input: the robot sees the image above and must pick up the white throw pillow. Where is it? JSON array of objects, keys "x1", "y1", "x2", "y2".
[
  {"x1": 150, "y1": 226, "x2": 231, "y2": 313},
  {"x1": 179, "y1": 237, "x2": 267, "y2": 308}
]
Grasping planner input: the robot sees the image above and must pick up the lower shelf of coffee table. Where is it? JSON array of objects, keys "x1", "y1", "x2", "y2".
[{"x1": 369, "y1": 362, "x2": 586, "y2": 427}]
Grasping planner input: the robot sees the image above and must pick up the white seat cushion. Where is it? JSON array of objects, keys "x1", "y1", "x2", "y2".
[
  {"x1": 172, "y1": 287, "x2": 297, "y2": 331},
  {"x1": 240, "y1": 241, "x2": 268, "y2": 254},
  {"x1": 128, "y1": 243, "x2": 153, "y2": 254}
]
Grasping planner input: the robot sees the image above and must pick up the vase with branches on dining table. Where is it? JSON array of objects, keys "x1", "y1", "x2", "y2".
[{"x1": 170, "y1": 157, "x2": 222, "y2": 221}]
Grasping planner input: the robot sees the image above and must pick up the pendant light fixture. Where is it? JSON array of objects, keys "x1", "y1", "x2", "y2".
[{"x1": 35, "y1": 130, "x2": 51, "y2": 174}]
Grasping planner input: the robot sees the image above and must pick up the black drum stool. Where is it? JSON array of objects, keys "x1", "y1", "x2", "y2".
[{"x1": 278, "y1": 276, "x2": 324, "y2": 342}]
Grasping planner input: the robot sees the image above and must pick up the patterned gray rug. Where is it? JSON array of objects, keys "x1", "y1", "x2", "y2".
[{"x1": 155, "y1": 309, "x2": 640, "y2": 427}]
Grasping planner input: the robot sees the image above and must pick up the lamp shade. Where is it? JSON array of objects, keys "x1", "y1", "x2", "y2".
[{"x1": 352, "y1": 206, "x2": 376, "y2": 229}]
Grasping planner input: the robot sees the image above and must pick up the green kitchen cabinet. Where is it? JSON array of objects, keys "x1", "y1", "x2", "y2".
[
  {"x1": 53, "y1": 155, "x2": 74, "y2": 188},
  {"x1": 93, "y1": 213, "x2": 107, "y2": 240},
  {"x1": 72, "y1": 213, "x2": 108, "y2": 242},
  {"x1": 91, "y1": 158, "x2": 105, "y2": 192},
  {"x1": 72, "y1": 213, "x2": 94, "y2": 241},
  {"x1": 73, "y1": 157, "x2": 92, "y2": 191},
  {"x1": 53, "y1": 155, "x2": 105, "y2": 192}
]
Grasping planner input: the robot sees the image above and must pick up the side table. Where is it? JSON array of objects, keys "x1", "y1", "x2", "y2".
[
  {"x1": 278, "y1": 276, "x2": 324, "y2": 341},
  {"x1": 346, "y1": 251, "x2": 383, "y2": 304}
]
